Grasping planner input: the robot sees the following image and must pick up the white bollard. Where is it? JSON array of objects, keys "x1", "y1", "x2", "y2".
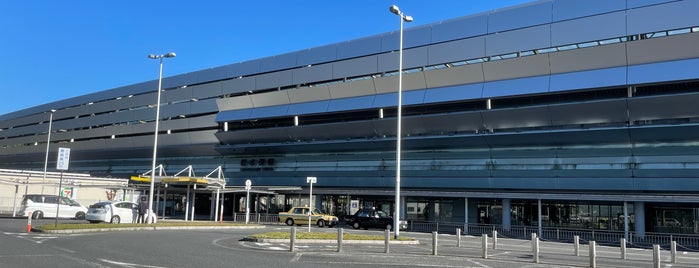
[
  {"x1": 385, "y1": 229, "x2": 390, "y2": 254},
  {"x1": 671, "y1": 241, "x2": 677, "y2": 263},
  {"x1": 653, "y1": 244, "x2": 660, "y2": 268},
  {"x1": 492, "y1": 230, "x2": 498, "y2": 249},
  {"x1": 589, "y1": 241, "x2": 597, "y2": 268},
  {"x1": 290, "y1": 227, "x2": 296, "y2": 252},
  {"x1": 456, "y1": 228, "x2": 461, "y2": 247},
  {"x1": 574, "y1": 235, "x2": 580, "y2": 256},
  {"x1": 337, "y1": 228, "x2": 343, "y2": 253},
  {"x1": 432, "y1": 231, "x2": 438, "y2": 256},
  {"x1": 532, "y1": 235, "x2": 540, "y2": 263},
  {"x1": 482, "y1": 234, "x2": 488, "y2": 259},
  {"x1": 621, "y1": 238, "x2": 626, "y2": 260}
]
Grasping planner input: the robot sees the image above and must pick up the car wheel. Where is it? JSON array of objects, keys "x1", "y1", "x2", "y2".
[
  {"x1": 386, "y1": 224, "x2": 393, "y2": 231},
  {"x1": 352, "y1": 222, "x2": 360, "y2": 229},
  {"x1": 317, "y1": 219, "x2": 325, "y2": 228},
  {"x1": 32, "y1": 211, "x2": 43, "y2": 219},
  {"x1": 285, "y1": 218, "x2": 294, "y2": 226},
  {"x1": 75, "y1": 211, "x2": 86, "y2": 220},
  {"x1": 110, "y1": 215, "x2": 121, "y2": 224}
]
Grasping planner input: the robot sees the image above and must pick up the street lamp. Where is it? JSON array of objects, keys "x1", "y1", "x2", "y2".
[
  {"x1": 307, "y1": 176, "x2": 317, "y2": 232},
  {"x1": 389, "y1": 5, "x2": 412, "y2": 239},
  {"x1": 42, "y1": 109, "x2": 56, "y2": 195},
  {"x1": 147, "y1": 52, "x2": 176, "y2": 224}
]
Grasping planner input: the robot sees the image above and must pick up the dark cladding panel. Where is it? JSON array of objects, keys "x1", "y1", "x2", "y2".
[
  {"x1": 481, "y1": 106, "x2": 551, "y2": 131},
  {"x1": 628, "y1": 58, "x2": 699, "y2": 85},
  {"x1": 191, "y1": 82, "x2": 222, "y2": 100},
  {"x1": 627, "y1": 0, "x2": 674, "y2": 9},
  {"x1": 336, "y1": 36, "x2": 382, "y2": 60},
  {"x1": 427, "y1": 37, "x2": 485, "y2": 66},
  {"x1": 259, "y1": 52, "x2": 299, "y2": 73},
  {"x1": 549, "y1": 67, "x2": 627, "y2": 93},
  {"x1": 627, "y1": 0, "x2": 699, "y2": 35},
  {"x1": 380, "y1": 25, "x2": 432, "y2": 52},
  {"x1": 549, "y1": 43, "x2": 627, "y2": 74},
  {"x1": 549, "y1": 99, "x2": 628, "y2": 126},
  {"x1": 327, "y1": 96, "x2": 374, "y2": 113},
  {"x1": 292, "y1": 63, "x2": 333, "y2": 85},
  {"x1": 552, "y1": 0, "x2": 625, "y2": 22},
  {"x1": 332, "y1": 56, "x2": 378, "y2": 79},
  {"x1": 377, "y1": 47, "x2": 428, "y2": 73},
  {"x1": 224, "y1": 60, "x2": 261, "y2": 78},
  {"x1": 424, "y1": 64, "x2": 485, "y2": 89},
  {"x1": 431, "y1": 15, "x2": 488, "y2": 43},
  {"x1": 296, "y1": 45, "x2": 338, "y2": 66},
  {"x1": 627, "y1": 32, "x2": 699, "y2": 66},
  {"x1": 254, "y1": 70, "x2": 293, "y2": 90},
  {"x1": 288, "y1": 86, "x2": 331, "y2": 103},
  {"x1": 628, "y1": 94, "x2": 699, "y2": 123},
  {"x1": 287, "y1": 101, "x2": 329, "y2": 116},
  {"x1": 485, "y1": 25, "x2": 551, "y2": 56},
  {"x1": 487, "y1": 1, "x2": 552, "y2": 33},
  {"x1": 190, "y1": 98, "x2": 217, "y2": 114},
  {"x1": 483, "y1": 53, "x2": 550, "y2": 82},
  {"x1": 551, "y1": 11, "x2": 626, "y2": 47},
  {"x1": 424, "y1": 83, "x2": 484, "y2": 104},
  {"x1": 250, "y1": 105, "x2": 289, "y2": 119},
  {"x1": 482, "y1": 76, "x2": 549, "y2": 100},
  {"x1": 215, "y1": 109, "x2": 252, "y2": 123}
]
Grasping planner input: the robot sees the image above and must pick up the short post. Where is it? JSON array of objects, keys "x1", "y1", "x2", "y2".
[
  {"x1": 574, "y1": 235, "x2": 580, "y2": 256},
  {"x1": 385, "y1": 229, "x2": 391, "y2": 254},
  {"x1": 290, "y1": 227, "x2": 296, "y2": 252},
  {"x1": 456, "y1": 228, "x2": 461, "y2": 247},
  {"x1": 653, "y1": 244, "x2": 660, "y2": 268},
  {"x1": 532, "y1": 233, "x2": 540, "y2": 263},
  {"x1": 432, "y1": 231, "x2": 438, "y2": 256},
  {"x1": 671, "y1": 240, "x2": 677, "y2": 263},
  {"x1": 492, "y1": 230, "x2": 498, "y2": 249},
  {"x1": 589, "y1": 241, "x2": 597, "y2": 268},
  {"x1": 481, "y1": 234, "x2": 488, "y2": 259},
  {"x1": 26, "y1": 212, "x2": 32, "y2": 233},
  {"x1": 620, "y1": 238, "x2": 627, "y2": 260},
  {"x1": 337, "y1": 228, "x2": 344, "y2": 253}
]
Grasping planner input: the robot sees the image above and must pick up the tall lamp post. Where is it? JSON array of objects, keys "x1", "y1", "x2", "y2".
[
  {"x1": 41, "y1": 109, "x2": 56, "y2": 195},
  {"x1": 147, "y1": 52, "x2": 176, "y2": 224},
  {"x1": 389, "y1": 5, "x2": 412, "y2": 239}
]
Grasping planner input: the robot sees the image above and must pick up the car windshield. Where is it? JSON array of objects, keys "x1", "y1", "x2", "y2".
[
  {"x1": 377, "y1": 211, "x2": 389, "y2": 218},
  {"x1": 312, "y1": 208, "x2": 323, "y2": 215}
]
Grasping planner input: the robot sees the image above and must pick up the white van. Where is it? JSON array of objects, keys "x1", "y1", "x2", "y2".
[{"x1": 18, "y1": 194, "x2": 87, "y2": 220}]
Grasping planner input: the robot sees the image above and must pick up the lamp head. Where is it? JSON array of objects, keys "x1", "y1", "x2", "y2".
[
  {"x1": 389, "y1": 5, "x2": 400, "y2": 15},
  {"x1": 164, "y1": 52, "x2": 176, "y2": 58},
  {"x1": 404, "y1": 15, "x2": 413, "y2": 22},
  {"x1": 148, "y1": 54, "x2": 157, "y2": 59}
]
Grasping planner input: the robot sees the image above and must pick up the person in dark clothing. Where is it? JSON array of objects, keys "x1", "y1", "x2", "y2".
[{"x1": 138, "y1": 196, "x2": 148, "y2": 223}]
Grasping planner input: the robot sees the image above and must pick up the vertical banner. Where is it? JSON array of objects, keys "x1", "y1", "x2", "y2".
[{"x1": 56, "y1": 147, "x2": 70, "y2": 170}]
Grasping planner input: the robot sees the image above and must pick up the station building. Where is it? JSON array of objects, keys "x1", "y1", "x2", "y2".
[{"x1": 2, "y1": 0, "x2": 699, "y2": 238}]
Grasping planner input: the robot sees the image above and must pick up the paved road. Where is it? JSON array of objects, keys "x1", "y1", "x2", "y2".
[{"x1": 1, "y1": 217, "x2": 698, "y2": 267}]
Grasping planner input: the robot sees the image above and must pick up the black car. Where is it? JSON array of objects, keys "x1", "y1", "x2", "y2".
[{"x1": 345, "y1": 208, "x2": 407, "y2": 231}]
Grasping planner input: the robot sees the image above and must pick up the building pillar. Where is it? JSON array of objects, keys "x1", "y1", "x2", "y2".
[
  {"x1": 634, "y1": 201, "x2": 645, "y2": 238},
  {"x1": 537, "y1": 199, "x2": 542, "y2": 237},
  {"x1": 464, "y1": 198, "x2": 469, "y2": 234},
  {"x1": 427, "y1": 199, "x2": 436, "y2": 221},
  {"x1": 502, "y1": 198, "x2": 511, "y2": 232},
  {"x1": 315, "y1": 194, "x2": 323, "y2": 212},
  {"x1": 400, "y1": 196, "x2": 406, "y2": 220}
]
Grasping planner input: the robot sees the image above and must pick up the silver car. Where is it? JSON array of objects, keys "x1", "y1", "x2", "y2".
[{"x1": 86, "y1": 201, "x2": 138, "y2": 224}]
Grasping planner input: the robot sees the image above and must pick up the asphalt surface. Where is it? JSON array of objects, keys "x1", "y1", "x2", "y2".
[{"x1": 1, "y1": 217, "x2": 698, "y2": 267}]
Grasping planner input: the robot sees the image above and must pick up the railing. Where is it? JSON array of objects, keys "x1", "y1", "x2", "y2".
[
  {"x1": 406, "y1": 220, "x2": 699, "y2": 250},
  {"x1": 232, "y1": 213, "x2": 281, "y2": 224}
]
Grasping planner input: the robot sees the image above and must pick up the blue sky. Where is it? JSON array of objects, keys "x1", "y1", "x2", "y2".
[{"x1": 0, "y1": 1, "x2": 531, "y2": 116}]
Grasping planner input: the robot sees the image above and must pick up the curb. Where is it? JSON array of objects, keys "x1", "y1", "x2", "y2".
[
  {"x1": 244, "y1": 237, "x2": 420, "y2": 244},
  {"x1": 40, "y1": 225, "x2": 266, "y2": 234}
]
